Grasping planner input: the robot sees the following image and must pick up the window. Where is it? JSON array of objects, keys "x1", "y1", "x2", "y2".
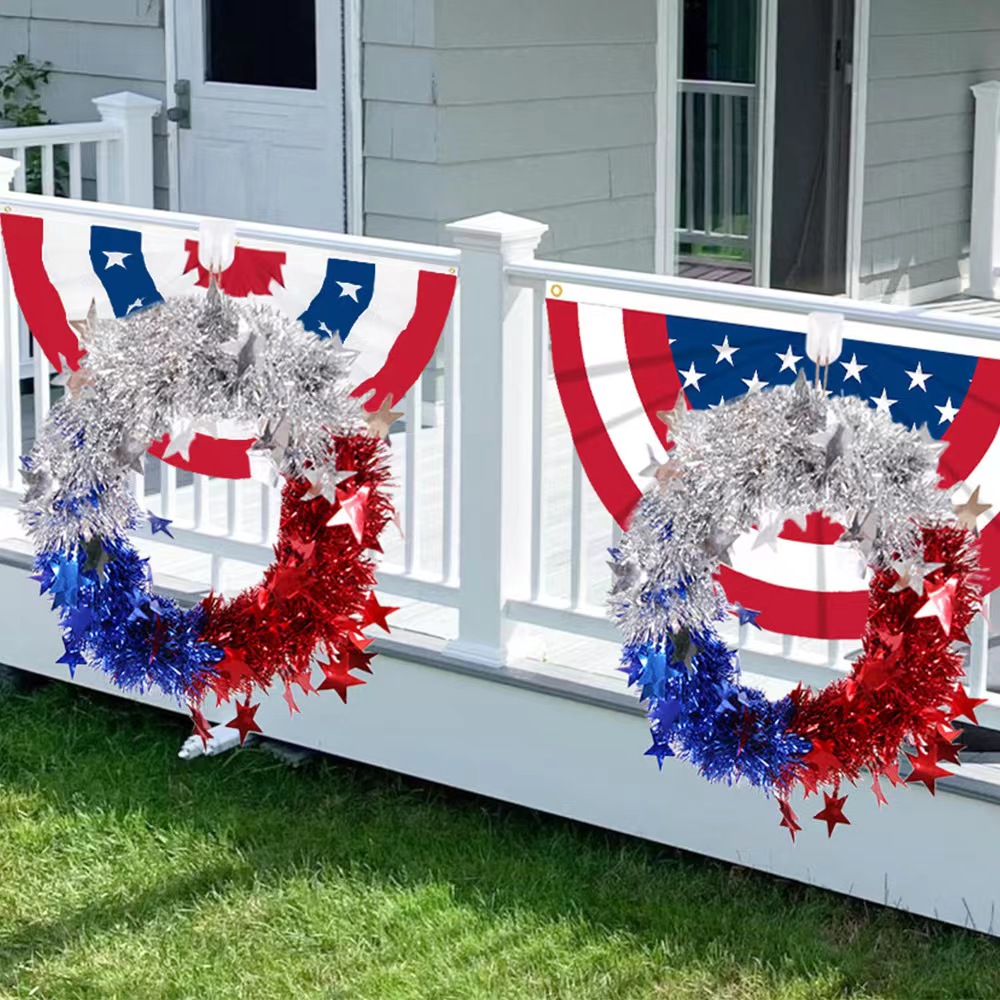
[
  {"x1": 683, "y1": 0, "x2": 757, "y2": 83},
  {"x1": 206, "y1": 0, "x2": 317, "y2": 90}
]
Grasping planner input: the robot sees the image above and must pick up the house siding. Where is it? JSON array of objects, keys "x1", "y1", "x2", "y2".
[
  {"x1": 0, "y1": 0, "x2": 168, "y2": 208},
  {"x1": 363, "y1": 0, "x2": 659, "y2": 269},
  {"x1": 859, "y1": 0, "x2": 1000, "y2": 300}
]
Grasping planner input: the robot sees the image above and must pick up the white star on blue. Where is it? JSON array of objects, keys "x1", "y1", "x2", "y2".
[{"x1": 665, "y1": 315, "x2": 976, "y2": 439}]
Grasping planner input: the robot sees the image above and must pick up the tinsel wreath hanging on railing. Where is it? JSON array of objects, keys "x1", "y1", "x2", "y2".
[
  {"x1": 610, "y1": 364, "x2": 988, "y2": 839},
  {"x1": 22, "y1": 283, "x2": 397, "y2": 748}
]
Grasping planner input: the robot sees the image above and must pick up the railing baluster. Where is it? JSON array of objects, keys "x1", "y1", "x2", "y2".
[
  {"x1": 193, "y1": 476, "x2": 208, "y2": 531},
  {"x1": 530, "y1": 284, "x2": 548, "y2": 601},
  {"x1": 41, "y1": 145, "x2": 55, "y2": 197},
  {"x1": 226, "y1": 480, "x2": 238, "y2": 537},
  {"x1": 403, "y1": 374, "x2": 422, "y2": 574},
  {"x1": 32, "y1": 324, "x2": 50, "y2": 437},
  {"x1": 684, "y1": 92, "x2": 695, "y2": 234},
  {"x1": 703, "y1": 93, "x2": 714, "y2": 235},
  {"x1": 130, "y1": 463, "x2": 146, "y2": 509},
  {"x1": 69, "y1": 143, "x2": 83, "y2": 200},
  {"x1": 10, "y1": 147, "x2": 26, "y2": 193},
  {"x1": 0, "y1": 246, "x2": 22, "y2": 490},
  {"x1": 259, "y1": 483, "x2": 271, "y2": 543},
  {"x1": 162, "y1": 460, "x2": 177, "y2": 520},
  {"x1": 95, "y1": 140, "x2": 110, "y2": 202},
  {"x1": 569, "y1": 451, "x2": 586, "y2": 609},
  {"x1": 441, "y1": 304, "x2": 459, "y2": 583},
  {"x1": 967, "y1": 596, "x2": 991, "y2": 697},
  {"x1": 723, "y1": 94, "x2": 734, "y2": 238},
  {"x1": 746, "y1": 92, "x2": 757, "y2": 266}
]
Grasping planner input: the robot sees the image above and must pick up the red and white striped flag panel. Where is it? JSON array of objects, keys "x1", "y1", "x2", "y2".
[
  {"x1": 1, "y1": 208, "x2": 457, "y2": 478},
  {"x1": 546, "y1": 288, "x2": 1000, "y2": 640}
]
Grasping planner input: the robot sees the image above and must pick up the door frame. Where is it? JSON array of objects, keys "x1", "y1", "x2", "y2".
[
  {"x1": 655, "y1": 0, "x2": 869, "y2": 295},
  {"x1": 163, "y1": 0, "x2": 363, "y2": 234},
  {"x1": 844, "y1": 0, "x2": 871, "y2": 300}
]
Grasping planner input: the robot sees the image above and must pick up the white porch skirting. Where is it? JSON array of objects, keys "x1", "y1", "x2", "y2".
[{"x1": 1, "y1": 552, "x2": 999, "y2": 937}]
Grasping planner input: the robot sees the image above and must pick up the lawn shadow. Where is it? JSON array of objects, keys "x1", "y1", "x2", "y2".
[{"x1": 2, "y1": 683, "x2": 999, "y2": 998}]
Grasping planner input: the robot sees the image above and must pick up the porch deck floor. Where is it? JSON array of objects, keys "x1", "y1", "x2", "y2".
[
  {"x1": 677, "y1": 261, "x2": 754, "y2": 285},
  {"x1": 919, "y1": 294, "x2": 1000, "y2": 321}
]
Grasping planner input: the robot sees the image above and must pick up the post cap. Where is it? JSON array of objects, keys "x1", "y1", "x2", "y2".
[
  {"x1": 447, "y1": 212, "x2": 549, "y2": 257},
  {"x1": 92, "y1": 91, "x2": 163, "y2": 117}
]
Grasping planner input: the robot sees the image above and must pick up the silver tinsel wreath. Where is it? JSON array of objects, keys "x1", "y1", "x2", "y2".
[
  {"x1": 22, "y1": 286, "x2": 366, "y2": 553},
  {"x1": 609, "y1": 373, "x2": 955, "y2": 643}
]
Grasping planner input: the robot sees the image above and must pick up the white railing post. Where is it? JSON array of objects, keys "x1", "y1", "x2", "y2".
[
  {"x1": 0, "y1": 156, "x2": 24, "y2": 490},
  {"x1": 446, "y1": 212, "x2": 549, "y2": 666},
  {"x1": 970, "y1": 81, "x2": 1000, "y2": 300},
  {"x1": 0, "y1": 157, "x2": 19, "y2": 192},
  {"x1": 92, "y1": 92, "x2": 162, "y2": 208}
]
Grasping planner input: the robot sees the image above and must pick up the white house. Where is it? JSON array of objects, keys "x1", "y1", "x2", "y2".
[
  {"x1": 2, "y1": 0, "x2": 1000, "y2": 304},
  {"x1": 3, "y1": 0, "x2": 1000, "y2": 937}
]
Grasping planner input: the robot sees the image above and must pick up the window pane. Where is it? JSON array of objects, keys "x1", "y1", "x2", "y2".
[
  {"x1": 206, "y1": 0, "x2": 317, "y2": 90},
  {"x1": 683, "y1": 0, "x2": 757, "y2": 83}
]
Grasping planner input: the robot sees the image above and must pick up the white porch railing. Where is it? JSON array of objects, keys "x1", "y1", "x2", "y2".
[
  {"x1": 970, "y1": 81, "x2": 1000, "y2": 300},
  {"x1": 677, "y1": 80, "x2": 756, "y2": 261},
  {"x1": 1, "y1": 181, "x2": 999, "y2": 723},
  {"x1": 1, "y1": 92, "x2": 161, "y2": 379}
]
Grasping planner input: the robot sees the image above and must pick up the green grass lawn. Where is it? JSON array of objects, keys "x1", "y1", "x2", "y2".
[{"x1": 2, "y1": 681, "x2": 1000, "y2": 1000}]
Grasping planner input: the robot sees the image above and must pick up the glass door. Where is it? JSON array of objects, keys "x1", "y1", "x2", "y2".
[{"x1": 677, "y1": 0, "x2": 758, "y2": 281}]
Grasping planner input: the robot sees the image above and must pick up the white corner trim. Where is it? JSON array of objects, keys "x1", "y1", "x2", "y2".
[
  {"x1": 654, "y1": 0, "x2": 681, "y2": 275},
  {"x1": 845, "y1": 0, "x2": 871, "y2": 301},
  {"x1": 163, "y1": 0, "x2": 179, "y2": 212},
  {"x1": 343, "y1": 0, "x2": 364, "y2": 235}
]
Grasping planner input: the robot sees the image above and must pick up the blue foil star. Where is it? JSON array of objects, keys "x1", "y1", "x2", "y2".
[
  {"x1": 730, "y1": 603, "x2": 763, "y2": 629},
  {"x1": 638, "y1": 649, "x2": 670, "y2": 701},
  {"x1": 148, "y1": 512, "x2": 174, "y2": 539},
  {"x1": 50, "y1": 556, "x2": 81, "y2": 610},
  {"x1": 56, "y1": 641, "x2": 87, "y2": 677},
  {"x1": 64, "y1": 605, "x2": 95, "y2": 641},
  {"x1": 648, "y1": 697, "x2": 682, "y2": 731},
  {"x1": 644, "y1": 740, "x2": 675, "y2": 770}
]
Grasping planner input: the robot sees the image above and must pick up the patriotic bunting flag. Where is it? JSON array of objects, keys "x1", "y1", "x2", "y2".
[
  {"x1": 547, "y1": 290, "x2": 1000, "y2": 638},
  {"x1": 1, "y1": 209, "x2": 457, "y2": 479}
]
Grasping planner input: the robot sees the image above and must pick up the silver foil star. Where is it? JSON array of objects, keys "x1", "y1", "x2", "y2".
[
  {"x1": 82, "y1": 535, "x2": 113, "y2": 582},
  {"x1": 889, "y1": 556, "x2": 945, "y2": 596}
]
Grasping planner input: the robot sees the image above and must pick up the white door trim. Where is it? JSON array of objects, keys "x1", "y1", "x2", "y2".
[
  {"x1": 654, "y1": 0, "x2": 681, "y2": 274},
  {"x1": 162, "y1": 0, "x2": 363, "y2": 230},
  {"x1": 343, "y1": 0, "x2": 364, "y2": 235},
  {"x1": 164, "y1": 0, "x2": 180, "y2": 212},
  {"x1": 845, "y1": 0, "x2": 870, "y2": 300},
  {"x1": 752, "y1": 0, "x2": 778, "y2": 288}
]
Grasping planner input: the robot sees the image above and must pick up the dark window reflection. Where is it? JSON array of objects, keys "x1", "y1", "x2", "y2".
[{"x1": 206, "y1": 0, "x2": 317, "y2": 90}]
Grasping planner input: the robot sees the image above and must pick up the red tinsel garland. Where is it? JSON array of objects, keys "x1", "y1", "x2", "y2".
[
  {"x1": 193, "y1": 432, "x2": 395, "y2": 726},
  {"x1": 780, "y1": 524, "x2": 984, "y2": 832}
]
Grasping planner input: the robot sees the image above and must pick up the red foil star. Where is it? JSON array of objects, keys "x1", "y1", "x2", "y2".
[
  {"x1": 904, "y1": 750, "x2": 952, "y2": 795},
  {"x1": 870, "y1": 773, "x2": 888, "y2": 807},
  {"x1": 225, "y1": 700, "x2": 262, "y2": 746},
  {"x1": 948, "y1": 684, "x2": 987, "y2": 725},
  {"x1": 778, "y1": 799, "x2": 802, "y2": 842},
  {"x1": 317, "y1": 658, "x2": 366, "y2": 704},
  {"x1": 328, "y1": 484, "x2": 371, "y2": 544},
  {"x1": 190, "y1": 705, "x2": 213, "y2": 749},
  {"x1": 282, "y1": 682, "x2": 301, "y2": 716},
  {"x1": 813, "y1": 792, "x2": 850, "y2": 837},
  {"x1": 361, "y1": 592, "x2": 398, "y2": 633},
  {"x1": 913, "y1": 576, "x2": 959, "y2": 635}
]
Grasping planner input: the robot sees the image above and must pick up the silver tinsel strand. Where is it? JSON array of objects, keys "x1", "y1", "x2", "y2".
[
  {"x1": 22, "y1": 287, "x2": 367, "y2": 553},
  {"x1": 610, "y1": 377, "x2": 956, "y2": 644}
]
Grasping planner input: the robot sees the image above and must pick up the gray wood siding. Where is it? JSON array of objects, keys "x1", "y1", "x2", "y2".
[
  {"x1": 0, "y1": 0, "x2": 167, "y2": 208},
  {"x1": 860, "y1": 0, "x2": 1000, "y2": 300},
  {"x1": 363, "y1": 0, "x2": 658, "y2": 269}
]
